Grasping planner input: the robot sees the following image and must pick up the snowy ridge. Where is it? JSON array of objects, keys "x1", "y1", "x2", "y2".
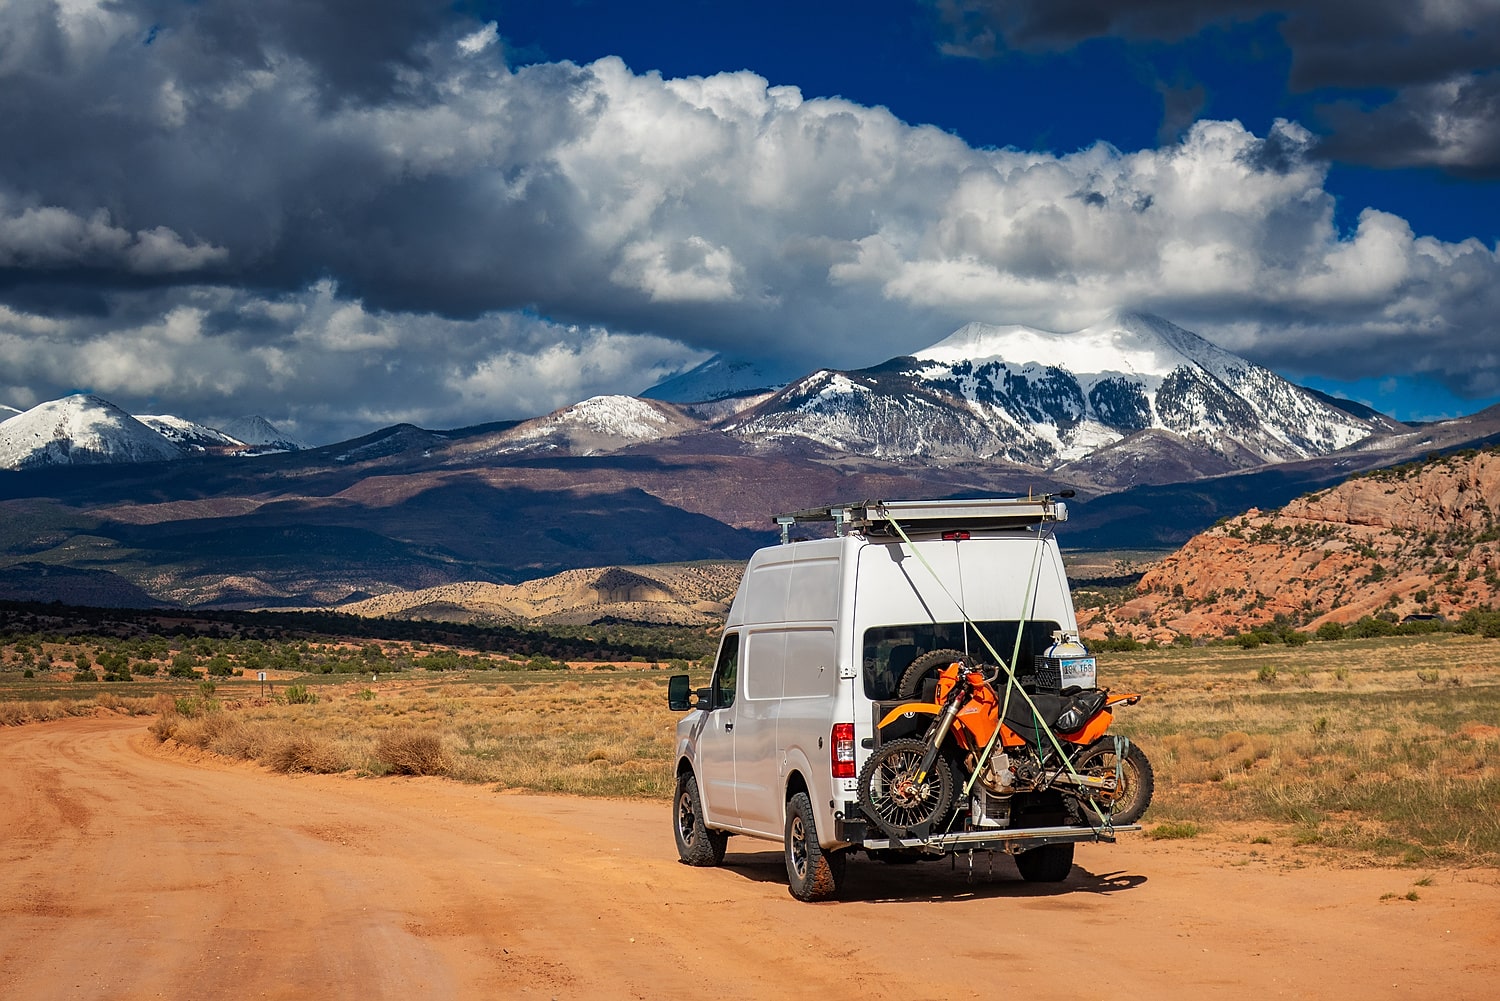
[
  {"x1": 641, "y1": 354, "x2": 792, "y2": 403},
  {"x1": 0, "y1": 395, "x2": 185, "y2": 469},
  {"x1": 733, "y1": 311, "x2": 1382, "y2": 468},
  {"x1": 138, "y1": 414, "x2": 245, "y2": 451},
  {"x1": 490, "y1": 395, "x2": 699, "y2": 456}
]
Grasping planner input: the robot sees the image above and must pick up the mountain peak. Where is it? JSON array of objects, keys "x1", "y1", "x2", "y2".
[
  {"x1": 0, "y1": 394, "x2": 184, "y2": 469},
  {"x1": 641, "y1": 354, "x2": 794, "y2": 403},
  {"x1": 219, "y1": 416, "x2": 308, "y2": 451},
  {"x1": 732, "y1": 312, "x2": 1384, "y2": 474},
  {"x1": 912, "y1": 310, "x2": 1227, "y2": 381}
]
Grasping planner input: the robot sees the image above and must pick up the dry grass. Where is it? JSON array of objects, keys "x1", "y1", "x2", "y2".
[
  {"x1": 374, "y1": 728, "x2": 448, "y2": 776},
  {"x1": 0, "y1": 692, "x2": 168, "y2": 726},
  {"x1": 6, "y1": 631, "x2": 1499, "y2": 865},
  {"x1": 1107, "y1": 633, "x2": 1500, "y2": 864}
]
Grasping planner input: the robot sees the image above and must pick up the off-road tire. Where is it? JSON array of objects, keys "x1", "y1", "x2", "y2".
[
  {"x1": 1014, "y1": 841, "x2": 1074, "y2": 882},
  {"x1": 896, "y1": 648, "x2": 970, "y2": 700},
  {"x1": 784, "y1": 791, "x2": 845, "y2": 901},
  {"x1": 673, "y1": 770, "x2": 728, "y2": 866},
  {"x1": 1072, "y1": 737, "x2": 1155, "y2": 825},
  {"x1": 857, "y1": 736, "x2": 956, "y2": 840}
]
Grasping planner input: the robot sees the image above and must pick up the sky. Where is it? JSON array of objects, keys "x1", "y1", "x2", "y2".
[{"x1": 2, "y1": 0, "x2": 1499, "y2": 443}]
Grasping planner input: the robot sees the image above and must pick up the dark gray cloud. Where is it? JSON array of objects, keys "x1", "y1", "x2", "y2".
[
  {"x1": 2, "y1": 1, "x2": 1499, "y2": 440},
  {"x1": 928, "y1": 0, "x2": 1500, "y2": 174}
]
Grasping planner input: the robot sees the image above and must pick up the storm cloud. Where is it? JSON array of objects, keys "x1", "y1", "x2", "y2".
[
  {"x1": 929, "y1": 0, "x2": 1500, "y2": 174},
  {"x1": 2, "y1": 0, "x2": 1499, "y2": 441}
]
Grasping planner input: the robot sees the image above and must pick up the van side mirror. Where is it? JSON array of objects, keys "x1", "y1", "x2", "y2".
[{"x1": 667, "y1": 674, "x2": 693, "y2": 711}]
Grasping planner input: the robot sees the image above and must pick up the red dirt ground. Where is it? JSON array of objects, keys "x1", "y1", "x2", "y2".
[{"x1": 2, "y1": 716, "x2": 1496, "y2": 1000}]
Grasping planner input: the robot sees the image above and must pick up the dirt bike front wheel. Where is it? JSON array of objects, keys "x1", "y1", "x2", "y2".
[
  {"x1": 1072, "y1": 737, "x2": 1155, "y2": 825},
  {"x1": 857, "y1": 737, "x2": 956, "y2": 841}
]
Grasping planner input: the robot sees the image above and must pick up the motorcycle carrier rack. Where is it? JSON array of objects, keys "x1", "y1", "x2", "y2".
[{"x1": 836, "y1": 816, "x2": 1142, "y2": 855}]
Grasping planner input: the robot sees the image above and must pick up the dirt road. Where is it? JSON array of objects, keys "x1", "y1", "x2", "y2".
[{"x1": 2, "y1": 717, "x2": 1496, "y2": 1000}]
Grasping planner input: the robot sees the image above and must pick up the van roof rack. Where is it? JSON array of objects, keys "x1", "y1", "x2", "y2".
[{"x1": 774, "y1": 495, "x2": 1071, "y2": 544}]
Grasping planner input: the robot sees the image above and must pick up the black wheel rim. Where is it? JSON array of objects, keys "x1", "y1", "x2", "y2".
[
  {"x1": 789, "y1": 814, "x2": 808, "y2": 879},
  {"x1": 677, "y1": 789, "x2": 696, "y2": 844}
]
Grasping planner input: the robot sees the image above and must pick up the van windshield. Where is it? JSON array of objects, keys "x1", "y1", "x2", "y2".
[{"x1": 862, "y1": 620, "x2": 1062, "y2": 701}]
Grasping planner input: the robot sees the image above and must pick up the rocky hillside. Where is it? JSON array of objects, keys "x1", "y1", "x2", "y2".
[{"x1": 1084, "y1": 447, "x2": 1500, "y2": 641}]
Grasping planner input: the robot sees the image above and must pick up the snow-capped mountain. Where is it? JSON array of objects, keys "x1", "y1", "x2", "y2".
[
  {"x1": 219, "y1": 416, "x2": 308, "y2": 452},
  {"x1": 728, "y1": 312, "x2": 1385, "y2": 469},
  {"x1": 0, "y1": 395, "x2": 186, "y2": 469},
  {"x1": 137, "y1": 414, "x2": 246, "y2": 452},
  {"x1": 1, "y1": 404, "x2": 22, "y2": 420},
  {"x1": 477, "y1": 395, "x2": 700, "y2": 457},
  {"x1": 641, "y1": 355, "x2": 793, "y2": 403}
]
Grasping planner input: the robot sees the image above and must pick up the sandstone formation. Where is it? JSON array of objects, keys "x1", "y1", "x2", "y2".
[{"x1": 1082, "y1": 447, "x2": 1500, "y2": 641}]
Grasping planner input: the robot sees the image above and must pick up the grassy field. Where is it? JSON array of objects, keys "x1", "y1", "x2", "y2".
[{"x1": 3, "y1": 630, "x2": 1497, "y2": 866}]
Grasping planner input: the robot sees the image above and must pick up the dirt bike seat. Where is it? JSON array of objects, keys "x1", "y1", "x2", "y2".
[{"x1": 1003, "y1": 689, "x2": 1108, "y2": 742}]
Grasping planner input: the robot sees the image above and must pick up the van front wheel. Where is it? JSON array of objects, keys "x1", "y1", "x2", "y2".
[
  {"x1": 673, "y1": 771, "x2": 727, "y2": 866},
  {"x1": 784, "y1": 792, "x2": 845, "y2": 901}
]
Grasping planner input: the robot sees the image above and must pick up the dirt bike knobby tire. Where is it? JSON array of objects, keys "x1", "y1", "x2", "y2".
[
  {"x1": 896, "y1": 648, "x2": 970, "y2": 700},
  {"x1": 1073, "y1": 737, "x2": 1155, "y2": 825},
  {"x1": 856, "y1": 736, "x2": 956, "y2": 841}
]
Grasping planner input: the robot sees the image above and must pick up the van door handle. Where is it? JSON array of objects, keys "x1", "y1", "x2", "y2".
[{"x1": 724, "y1": 722, "x2": 734, "y2": 731}]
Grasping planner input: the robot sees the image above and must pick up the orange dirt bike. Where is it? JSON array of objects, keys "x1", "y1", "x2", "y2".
[{"x1": 857, "y1": 654, "x2": 1153, "y2": 841}]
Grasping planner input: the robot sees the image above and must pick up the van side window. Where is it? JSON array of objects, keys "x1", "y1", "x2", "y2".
[{"x1": 712, "y1": 633, "x2": 739, "y2": 709}]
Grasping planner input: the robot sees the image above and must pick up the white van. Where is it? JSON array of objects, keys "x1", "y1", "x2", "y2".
[{"x1": 667, "y1": 497, "x2": 1143, "y2": 900}]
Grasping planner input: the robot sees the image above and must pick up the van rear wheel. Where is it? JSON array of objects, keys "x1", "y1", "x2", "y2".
[
  {"x1": 673, "y1": 771, "x2": 727, "y2": 866},
  {"x1": 784, "y1": 791, "x2": 844, "y2": 901},
  {"x1": 1015, "y1": 842, "x2": 1074, "y2": 882}
]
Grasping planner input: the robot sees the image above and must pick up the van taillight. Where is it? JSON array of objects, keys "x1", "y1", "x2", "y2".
[
  {"x1": 831, "y1": 723, "x2": 855, "y2": 778},
  {"x1": 942, "y1": 530, "x2": 970, "y2": 541}
]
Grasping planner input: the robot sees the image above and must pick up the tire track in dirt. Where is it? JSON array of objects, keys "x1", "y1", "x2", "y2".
[{"x1": 0, "y1": 716, "x2": 1496, "y2": 1000}]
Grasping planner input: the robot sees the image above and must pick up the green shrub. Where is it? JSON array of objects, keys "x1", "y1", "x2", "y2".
[
  {"x1": 1150, "y1": 821, "x2": 1202, "y2": 840},
  {"x1": 1315, "y1": 621, "x2": 1346, "y2": 641},
  {"x1": 1349, "y1": 616, "x2": 1398, "y2": 639},
  {"x1": 283, "y1": 685, "x2": 317, "y2": 705}
]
